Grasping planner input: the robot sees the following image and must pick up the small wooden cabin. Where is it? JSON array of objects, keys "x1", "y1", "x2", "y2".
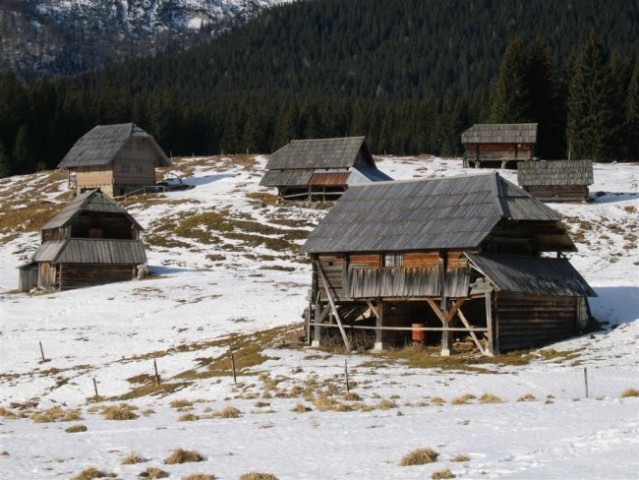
[
  {"x1": 260, "y1": 137, "x2": 392, "y2": 201},
  {"x1": 19, "y1": 190, "x2": 146, "y2": 291},
  {"x1": 58, "y1": 123, "x2": 171, "y2": 198},
  {"x1": 517, "y1": 160, "x2": 594, "y2": 203},
  {"x1": 302, "y1": 173, "x2": 595, "y2": 355},
  {"x1": 462, "y1": 123, "x2": 538, "y2": 169}
]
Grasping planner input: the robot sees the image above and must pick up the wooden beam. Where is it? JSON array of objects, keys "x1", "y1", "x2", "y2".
[
  {"x1": 457, "y1": 308, "x2": 489, "y2": 356},
  {"x1": 317, "y1": 262, "x2": 351, "y2": 353},
  {"x1": 486, "y1": 291, "x2": 498, "y2": 355},
  {"x1": 307, "y1": 323, "x2": 488, "y2": 332}
]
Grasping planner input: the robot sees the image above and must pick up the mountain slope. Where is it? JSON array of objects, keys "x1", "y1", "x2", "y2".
[{"x1": 0, "y1": 0, "x2": 288, "y2": 80}]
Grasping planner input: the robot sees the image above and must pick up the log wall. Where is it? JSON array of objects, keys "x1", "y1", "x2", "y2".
[
  {"x1": 59, "y1": 264, "x2": 136, "y2": 290},
  {"x1": 496, "y1": 291, "x2": 578, "y2": 351},
  {"x1": 524, "y1": 185, "x2": 589, "y2": 203}
]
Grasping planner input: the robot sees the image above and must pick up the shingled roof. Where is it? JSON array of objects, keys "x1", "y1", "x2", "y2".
[
  {"x1": 302, "y1": 172, "x2": 571, "y2": 254},
  {"x1": 33, "y1": 238, "x2": 147, "y2": 264},
  {"x1": 265, "y1": 136, "x2": 368, "y2": 170},
  {"x1": 42, "y1": 190, "x2": 143, "y2": 231},
  {"x1": 58, "y1": 123, "x2": 170, "y2": 168},
  {"x1": 517, "y1": 160, "x2": 594, "y2": 186},
  {"x1": 461, "y1": 123, "x2": 538, "y2": 144}
]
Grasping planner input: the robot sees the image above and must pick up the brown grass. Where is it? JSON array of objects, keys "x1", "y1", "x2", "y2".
[
  {"x1": 31, "y1": 406, "x2": 82, "y2": 423},
  {"x1": 182, "y1": 475, "x2": 217, "y2": 480},
  {"x1": 451, "y1": 393, "x2": 476, "y2": 405},
  {"x1": 138, "y1": 467, "x2": 169, "y2": 478},
  {"x1": 178, "y1": 413, "x2": 200, "y2": 421},
  {"x1": 450, "y1": 453, "x2": 470, "y2": 462},
  {"x1": 479, "y1": 393, "x2": 503, "y2": 404},
  {"x1": 101, "y1": 403, "x2": 139, "y2": 420},
  {"x1": 71, "y1": 467, "x2": 114, "y2": 479},
  {"x1": 65, "y1": 424, "x2": 88, "y2": 433},
  {"x1": 238, "y1": 474, "x2": 279, "y2": 480},
  {"x1": 432, "y1": 469, "x2": 456, "y2": 479},
  {"x1": 170, "y1": 399, "x2": 194, "y2": 408},
  {"x1": 620, "y1": 388, "x2": 639, "y2": 398},
  {"x1": 400, "y1": 447, "x2": 439, "y2": 466},
  {"x1": 217, "y1": 406, "x2": 241, "y2": 418},
  {"x1": 291, "y1": 403, "x2": 312, "y2": 413},
  {"x1": 0, "y1": 406, "x2": 21, "y2": 419},
  {"x1": 164, "y1": 447, "x2": 206, "y2": 464},
  {"x1": 121, "y1": 452, "x2": 148, "y2": 465},
  {"x1": 517, "y1": 393, "x2": 536, "y2": 402}
]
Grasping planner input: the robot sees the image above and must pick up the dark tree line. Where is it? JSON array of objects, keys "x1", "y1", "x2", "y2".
[{"x1": 0, "y1": 0, "x2": 637, "y2": 177}]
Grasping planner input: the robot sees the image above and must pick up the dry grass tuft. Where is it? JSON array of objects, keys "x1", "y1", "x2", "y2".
[
  {"x1": 170, "y1": 399, "x2": 194, "y2": 409},
  {"x1": 0, "y1": 450, "x2": 9, "y2": 456},
  {"x1": 178, "y1": 413, "x2": 200, "y2": 422},
  {"x1": 479, "y1": 393, "x2": 503, "y2": 404},
  {"x1": 31, "y1": 406, "x2": 82, "y2": 423},
  {"x1": 517, "y1": 393, "x2": 536, "y2": 402},
  {"x1": 0, "y1": 407, "x2": 21, "y2": 419},
  {"x1": 65, "y1": 424, "x2": 88, "y2": 433},
  {"x1": 102, "y1": 403, "x2": 139, "y2": 421},
  {"x1": 450, "y1": 453, "x2": 470, "y2": 462},
  {"x1": 121, "y1": 452, "x2": 148, "y2": 465},
  {"x1": 217, "y1": 406, "x2": 241, "y2": 418},
  {"x1": 164, "y1": 447, "x2": 206, "y2": 464},
  {"x1": 343, "y1": 392, "x2": 361, "y2": 401},
  {"x1": 238, "y1": 473, "x2": 279, "y2": 480},
  {"x1": 430, "y1": 396, "x2": 446, "y2": 406},
  {"x1": 138, "y1": 466, "x2": 169, "y2": 478},
  {"x1": 71, "y1": 467, "x2": 115, "y2": 479},
  {"x1": 451, "y1": 393, "x2": 476, "y2": 405},
  {"x1": 182, "y1": 475, "x2": 217, "y2": 480},
  {"x1": 620, "y1": 388, "x2": 639, "y2": 398},
  {"x1": 432, "y1": 469, "x2": 456, "y2": 479},
  {"x1": 400, "y1": 447, "x2": 439, "y2": 466},
  {"x1": 291, "y1": 403, "x2": 312, "y2": 413}
]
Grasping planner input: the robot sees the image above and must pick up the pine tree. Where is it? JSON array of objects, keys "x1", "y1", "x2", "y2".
[
  {"x1": 12, "y1": 124, "x2": 36, "y2": 174},
  {"x1": 489, "y1": 36, "x2": 531, "y2": 123},
  {"x1": 0, "y1": 140, "x2": 10, "y2": 178},
  {"x1": 626, "y1": 60, "x2": 639, "y2": 160},
  {"x1": 566, "y1": 31, "x2": 617, "y2": 161}
]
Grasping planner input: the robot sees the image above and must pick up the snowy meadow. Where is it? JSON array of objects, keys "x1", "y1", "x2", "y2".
[{"x1": 0, "y1": 155, "x2": 638, "y2": 480}]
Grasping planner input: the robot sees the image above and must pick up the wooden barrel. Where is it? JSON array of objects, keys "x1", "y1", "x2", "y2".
[{"x1": 412, "y1": 323, "x2": 426, "y2": 344}]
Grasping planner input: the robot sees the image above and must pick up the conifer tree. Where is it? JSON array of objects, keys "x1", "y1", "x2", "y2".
[
  {"x1": 489, "y1": 36, "x2": 531, "y2": 123},
  {"x1": 0, "y1": 140, "x2": 10, "y2": 178},
  {"x1": 626, "y1": 60, "x2": 639, "y2": 160},
  {"x1": 11, "y1": 124, "x2": 36, "y2": 174},
  {"x1": 566, "y1": 31, "x2": 617, "y2": 161}
]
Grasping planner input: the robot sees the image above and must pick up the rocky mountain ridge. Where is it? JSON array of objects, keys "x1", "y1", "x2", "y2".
[{"x1": 0, "y1": 0, "x2": 288, "y2": 81}]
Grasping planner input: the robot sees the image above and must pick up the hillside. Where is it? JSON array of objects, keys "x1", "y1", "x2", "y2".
[
  {"x1": 0, "y1": 156, "x2": 637, "y2": 479},
  {"x1": 0, "y1": 0, "x2": 288, "y2": 81}
]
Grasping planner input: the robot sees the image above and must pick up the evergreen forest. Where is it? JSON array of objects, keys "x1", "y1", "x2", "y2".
[{"x1": 0, "y1": 0, "x2": 637, "y2": 177}]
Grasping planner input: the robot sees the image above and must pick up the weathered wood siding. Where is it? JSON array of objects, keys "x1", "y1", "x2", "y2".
[
  {"x1": 524, "y1": 185, "x2": 589, "y2": 203},
  {"x1": 38, "y1": 262, "x2": 57, "y2": 289},
  {"x1": 76, "y1": 167, "x2": 114, "y2": 195},
  {"x1": 112, "y1": 139, "x2": 158, "y2": 186},
  {"x1": 19, "y1": 264, "x2": 38, "y2": 292},
  {"x1": 317, "y1": 256, "x2": 345, "y2": 301},
  {"x1": 59, "y1": 264, "x2": 136, "y2": 290},
  {"x1": 496, "y1": 291, "x2": 579, "y2": 351},
  {"x1": 466, "y1": 143, "x2": 533, "y2": 162}
]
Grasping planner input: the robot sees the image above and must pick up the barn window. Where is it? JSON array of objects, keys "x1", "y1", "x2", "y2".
[{"x1": 384, "y1": 253, "x2": 403, "y2": 267}]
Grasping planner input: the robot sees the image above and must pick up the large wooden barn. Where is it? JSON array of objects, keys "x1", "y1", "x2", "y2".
[
  {"x1": 462, "y1": 123, "x2": 538, "y2": 169},
  {"x1": 58, "y1": 123, "x2": 171, "y2": 198},
  {"x1": 18, "y1": 190, "x2": 146, "y2": 291},
  {"x1": 517, "y1": 160, "x2": 594, "y2": 203},
  {"x1": 302, "y1": 173, "x2": 595, "y2": 355},
  {"x1": 260, "y1": 137, "x2": 392, "y2": 201}
]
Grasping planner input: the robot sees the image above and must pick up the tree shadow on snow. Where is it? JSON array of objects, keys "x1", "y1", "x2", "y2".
[
  {"x1": 590, "y1": 191, "x2": 639, "y2": 204},
  {"x1": 147, "y1": 265, "x2": 209, "y2": 276}
]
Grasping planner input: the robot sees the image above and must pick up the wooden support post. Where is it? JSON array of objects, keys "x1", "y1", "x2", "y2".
[
  {"x1": 39, "y1": 341, "x2": 46, "y2": 362},
  {"x1": 313, "y1": 302, "x2": 322, "y2": 347},
  {"x1": 317, "y1": 262, "x2": 351, "y2": 353},
  {"x1": 375, "y1": 300, "x2": 384, "y2": 351},
  {"x1": 485, "y1": 291, "x2": 498, "y2": 355},
  {"x1": 344, "y1": 358, "x2": 350, "y2": 393},
  {"x1": 438, "y1": 253, "x2": 452, "y2": 356},
  {"x1": 93, "y1": 378, "x2": 99, "y2": 398},
  {"x1": 457, "y1": 309, "x2": 489, "y2": 356},
  {"x1": 153, "y1": 358, "x2": 161, "y2": 385},
  {"x1": 231, "y1": 353, "x2": 237, "y2": 384},
  {"x1": 584, "y1": 367, "x2": 589, "y2": 398}
]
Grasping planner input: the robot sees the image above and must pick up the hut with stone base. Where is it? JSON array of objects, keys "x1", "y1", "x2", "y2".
[{"x1": 302, "y1": 173, "x2": 595, "y2": 355}]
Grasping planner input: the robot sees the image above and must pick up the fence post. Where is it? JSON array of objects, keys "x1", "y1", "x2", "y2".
[
  {"x1": 231, "y1": 353, "x2": 237, "y2": 384},
  {"x1": 584, "y1": 367, "x2": 589, "y2": 398},
  {"x1": 39, "y1": 341, "x2": 46, "y2": 362},
  {"x1": 154, "y1": 359, "x2": 161, "y2": 385}
]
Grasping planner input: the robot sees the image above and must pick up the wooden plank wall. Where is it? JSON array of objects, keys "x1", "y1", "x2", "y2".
[
  {"x1": 466, "y1": 143, "x2": 533, "y2": 162},
  {"x1": 525, "y1": 185, "x2": 589, "y2": 203},
  {"x1": 496, "y1": 291, "x2": 578, "y2": 351},
  {"x1": 76, "y1": 169, "x2": 114, "y2": 195},
  {"x1": 60, "y1": 264, "x2": 135, "y2": 290},
  {"x1": 318, "y1": 256, "x2": 345, "y2": 301}
]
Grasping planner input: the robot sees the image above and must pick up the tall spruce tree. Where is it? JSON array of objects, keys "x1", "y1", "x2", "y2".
[
  {"x1": 566, "y1": 32, "x2": 617, "y2": 161},
  {"x1": 489, "y1": 36, "x2": 531, "y2": 123},
  {"x1": 626, "y1": 60, "x2": 639, "y2": 160}
]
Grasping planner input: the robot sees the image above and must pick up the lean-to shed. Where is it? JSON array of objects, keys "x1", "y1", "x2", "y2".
[
  {"x1": 517, "y1": 159, "x2": 594, "y2": 203},
  {"x1": 260, "y1": 137, "x2": 392, "y2": 201},
  {"x1": 462, "y1": 123, "x2": 537, "y2": 169},
  {"x1": 58, "y1": 123, "x2": 171, "y2": 198},
  {"x1": 18, "y1": 189, "x2": 146, "y2": 291},
  {"x1": 302, "y1": 173, "x2": 595, "y2": 355}
]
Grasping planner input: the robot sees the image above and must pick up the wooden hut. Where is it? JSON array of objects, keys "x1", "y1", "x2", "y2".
[
  {"x1": 58, "y1": 123, "x2": 171, "y2": 198},
  {"x1": 517, "y1": 160, "x2": 594, "y2": 203},
  {"x1": 260, "y1": 137, "x2": 392, "y2": 201},
  {"x1": 18, "y1": 189, "x2": 146, "y2": 291},
  {"x1": 462, "y1": 123, "x2": 538, "y2": 169},
  {"x1": 302, "y1": 173, "x2": 595, "y2": 355}
]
